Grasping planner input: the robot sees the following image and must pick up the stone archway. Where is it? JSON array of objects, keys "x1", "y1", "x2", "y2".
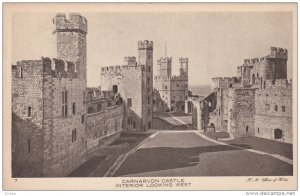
[{"x1": 274, "y1": 128, "x2": 283, "y2": 139}]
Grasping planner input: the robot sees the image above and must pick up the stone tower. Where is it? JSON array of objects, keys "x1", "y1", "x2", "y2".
[
  {"x1": 179, "y1": 57, "x2": 188, "y2": 78},
  {"x1": 53, "y1": 13, "x2": 88, "y2": 82},
  {"x1": 158, "y1": 57, "x2": 172, "y2": 78},
  {"x1": 138, "y1": 40, "x2": 153, "y2": 130}
]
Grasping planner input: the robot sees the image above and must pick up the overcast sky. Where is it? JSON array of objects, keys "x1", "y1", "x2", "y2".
[{"x1": 12, "y1": 12, "x2": 293, "y2": 87}]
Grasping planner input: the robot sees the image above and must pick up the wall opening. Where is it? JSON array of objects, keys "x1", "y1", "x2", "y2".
[
  {"x1": 274, "y1": 129, "x2": 283, "y2": 139},
  {"x1": 246, "y1": 126, "x2": 249, "y2": 133},
  {"x1": 113, "y1": 85, "x2": 118, "y2": 94},
  {"x1": 252, "y1": 74, "x2": 255, "y2": 84},
  {"x1": 28, "y1": 106, "x2": 32, "y2": 117},
  {"x1": 187, "y1": 102, "x2": 192, "y2": 113},
  {"x1": 27, "y1": 139, "x2": 31, "y2": 153}
]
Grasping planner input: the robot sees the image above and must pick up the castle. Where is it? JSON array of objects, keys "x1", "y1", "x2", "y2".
[
  {"x1": 187, "y1": 47, "x2": 292, "y2": 143},
  {"x1": 11, "y1": 13, "x2": 131, "y2": 177},
  {"x1": 153, "y1": 57, "x2": 189, "y2": 112},
  {"x1": 100, "y1": 40, "x2": 153, "y2": 132}
]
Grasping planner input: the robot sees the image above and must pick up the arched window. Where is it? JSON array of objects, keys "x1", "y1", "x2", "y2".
[{"x1": 252, "y1": 74, "x2": 255, "y2": 84}]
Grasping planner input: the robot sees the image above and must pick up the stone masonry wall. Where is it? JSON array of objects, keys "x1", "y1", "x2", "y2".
[
  {"x1": 12, "y1": 60, "x2": 44, "y2": 177},
  {"x1": 86, "y1": 104, "x2": 124, "y2": 153},
  {"x1": 255, "y1": 86, "x2": 292, "y2": 143},
  {"x1": 101, "y1": 66, "x2": 143, "y2": 131},
  {"x1": 229, "y1": 88, "x2": 256, "y2": 138},
  {"x1": 42, "y1": 69, "x2": 86, "y2": 177}
]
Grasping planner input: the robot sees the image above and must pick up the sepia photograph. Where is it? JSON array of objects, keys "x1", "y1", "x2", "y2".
[{"x1": 3, "y1": 3, "x2": 297, "y2": 190}]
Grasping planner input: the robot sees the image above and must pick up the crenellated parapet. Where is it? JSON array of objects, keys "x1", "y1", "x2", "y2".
[
  {"x1": 42, "y1": 57, "x2": 77, "y2": 78},
  {"x1": 53, "y1": 13, "x2": 88, "y2": 35},
  {"x1": 269, "y1": 47, "x2": 288, "y2": 59},
  {"x1": 157, "y1": 57, "x2": 172, "y2": 65},
  {"x1": 170, "y1": 75, "x2": 188, "y2": 81},
  {"x1": 12, "y1": 57, "x2": 78, "y2": 79},
  {"x1": 138, "y1": 40, "x2": 153, "y2": 50},
  {"x1": 124, "y1": 56, "x2": 137, "y2": 66},
  {"x1": 212, "y1": 76, "x2": 241, "y2": 89},
  {"x1": 101, "y1": 64, "x2": 146, "y2": 76},
  {"x1": 179, "y1": 57, "x2": 188, "y2": 63},
  {"x1": 243, "y1": 47, "x2": 288, "y2": 66}
]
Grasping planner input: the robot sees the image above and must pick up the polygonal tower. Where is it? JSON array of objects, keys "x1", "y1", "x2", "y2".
[
  {"x1": 158, "y1": 57, "x2": 172, "y2": 78},
  {"x1": 138, "y1": 40, "x2": 153, "y2": 131},
  {"x1": 53, "y1": 13, "x2": 88, "y2": 82},
  {"x1": 179, "y1": 57, "x2": 188, "y2": 78}
]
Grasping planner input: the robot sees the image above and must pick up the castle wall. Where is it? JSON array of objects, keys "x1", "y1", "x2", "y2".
[
  {"x1": 12, "y1": 60, "x2": 45, "y2": 177},
  {"x1": 154, "y1": 77, "x2": 171, "y2": 110},
  {"x1": 41, "y1": 59, "x2": 86, "y2": 177},
  {"x1": 86, "y1": 103, "x2": 124, "y2": 154},
  {"x1": 170, "y1": 78, "x2": 188, "y2": 112},
  {"x1": 229, "y1": 88, "x2": 256, "y2": 138},
  {"x1": 12, "y1": 13, "x2": 89, "y2": 177},
  {"x1": 154, "y1": 57, "x2": 188, "y2": 113},
  {"x1": 101, "y1": 65, "x2": 144, "y2": 131},
  {"x1": 255, "y1": 85, "x2": 292, "y2": 143},
  {"x1": 54, "y1": 13, "x2": 87, "y2": 81}
]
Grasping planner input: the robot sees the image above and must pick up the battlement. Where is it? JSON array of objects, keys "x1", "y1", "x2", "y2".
[
  {"x1": 157, "y1": 57, "x2": 172, "y2": 64},
  {"x1": 101, "y1": 64, "x2": 146, "y2": 75},
  {"x1": 53, "y1": 13, "x2": 88, "y2": 35},
  {"x1": 42, "y1": 57, "x2": 77, "y2": 78},
  {"x1": 243, "y1": 47, "x2": 288, "y2": 65},
  {"x1": 212, "y1": 76, "x2": 241, "y2": 89},
  {"x1": 12, "y1": 57, "x2": 78, "y2": 79},
  {"x1": 212, "y1": 77, "x2": 239, "y2": 81},
  {"x1": 171, "y1": 75, "x2": 188, "y2": 81},
  {"x1": 124, "y1": 56, "x2": 137, "y2": 66},
  {"x1": 138, "y1": 40, "x2": 153, "y2": 50},
  {"x1": 269, "y1": 47, "x2": 288, "y2": 59},
  {"x1": 179, "y1": 57, "x2": 188, "y2": 63}
]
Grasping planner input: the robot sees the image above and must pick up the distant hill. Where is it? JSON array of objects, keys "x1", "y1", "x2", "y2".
[{"x1": 189, "y1": 84, "x2": 212, "y2": 97}]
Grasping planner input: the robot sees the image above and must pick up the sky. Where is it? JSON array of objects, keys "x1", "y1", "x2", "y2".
[{"x1": 11, "y1": 12, "x2": 293, "y2": 87}]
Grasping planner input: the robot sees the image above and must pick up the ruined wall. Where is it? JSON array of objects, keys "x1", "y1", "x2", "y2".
[
  {"x1": 12, "y1": 60, "x2": 44, "y2": 177},
  {"x1": 255, "y1": 85, "x2": 292, "y2": 143},
  {"x1": 229, "y1": 88, "x2": 256, "y2": 138}
]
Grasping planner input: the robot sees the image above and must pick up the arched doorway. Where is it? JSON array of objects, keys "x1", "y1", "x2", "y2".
[{"x1": 274, "y1": 129, "x2": 283, "y2": 139}]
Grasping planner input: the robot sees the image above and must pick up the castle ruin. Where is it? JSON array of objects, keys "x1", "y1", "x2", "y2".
[{"x1": 188, "y1": 47, "x2": 292, "y2": 143}]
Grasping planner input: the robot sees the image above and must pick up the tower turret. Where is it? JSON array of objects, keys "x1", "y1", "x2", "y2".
[
  {"x1": 138, "y1": 40, "x2": 153, "y2": 67},
  {"x1": 158, "y1": 57, "x2": 172, "y2": 78},
  {"x1": 53, "y1": 13, "x2": 88, "y2": 81},
  {"x1": 179, "y1": 57, "x2": 188, "y2": 78}
]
